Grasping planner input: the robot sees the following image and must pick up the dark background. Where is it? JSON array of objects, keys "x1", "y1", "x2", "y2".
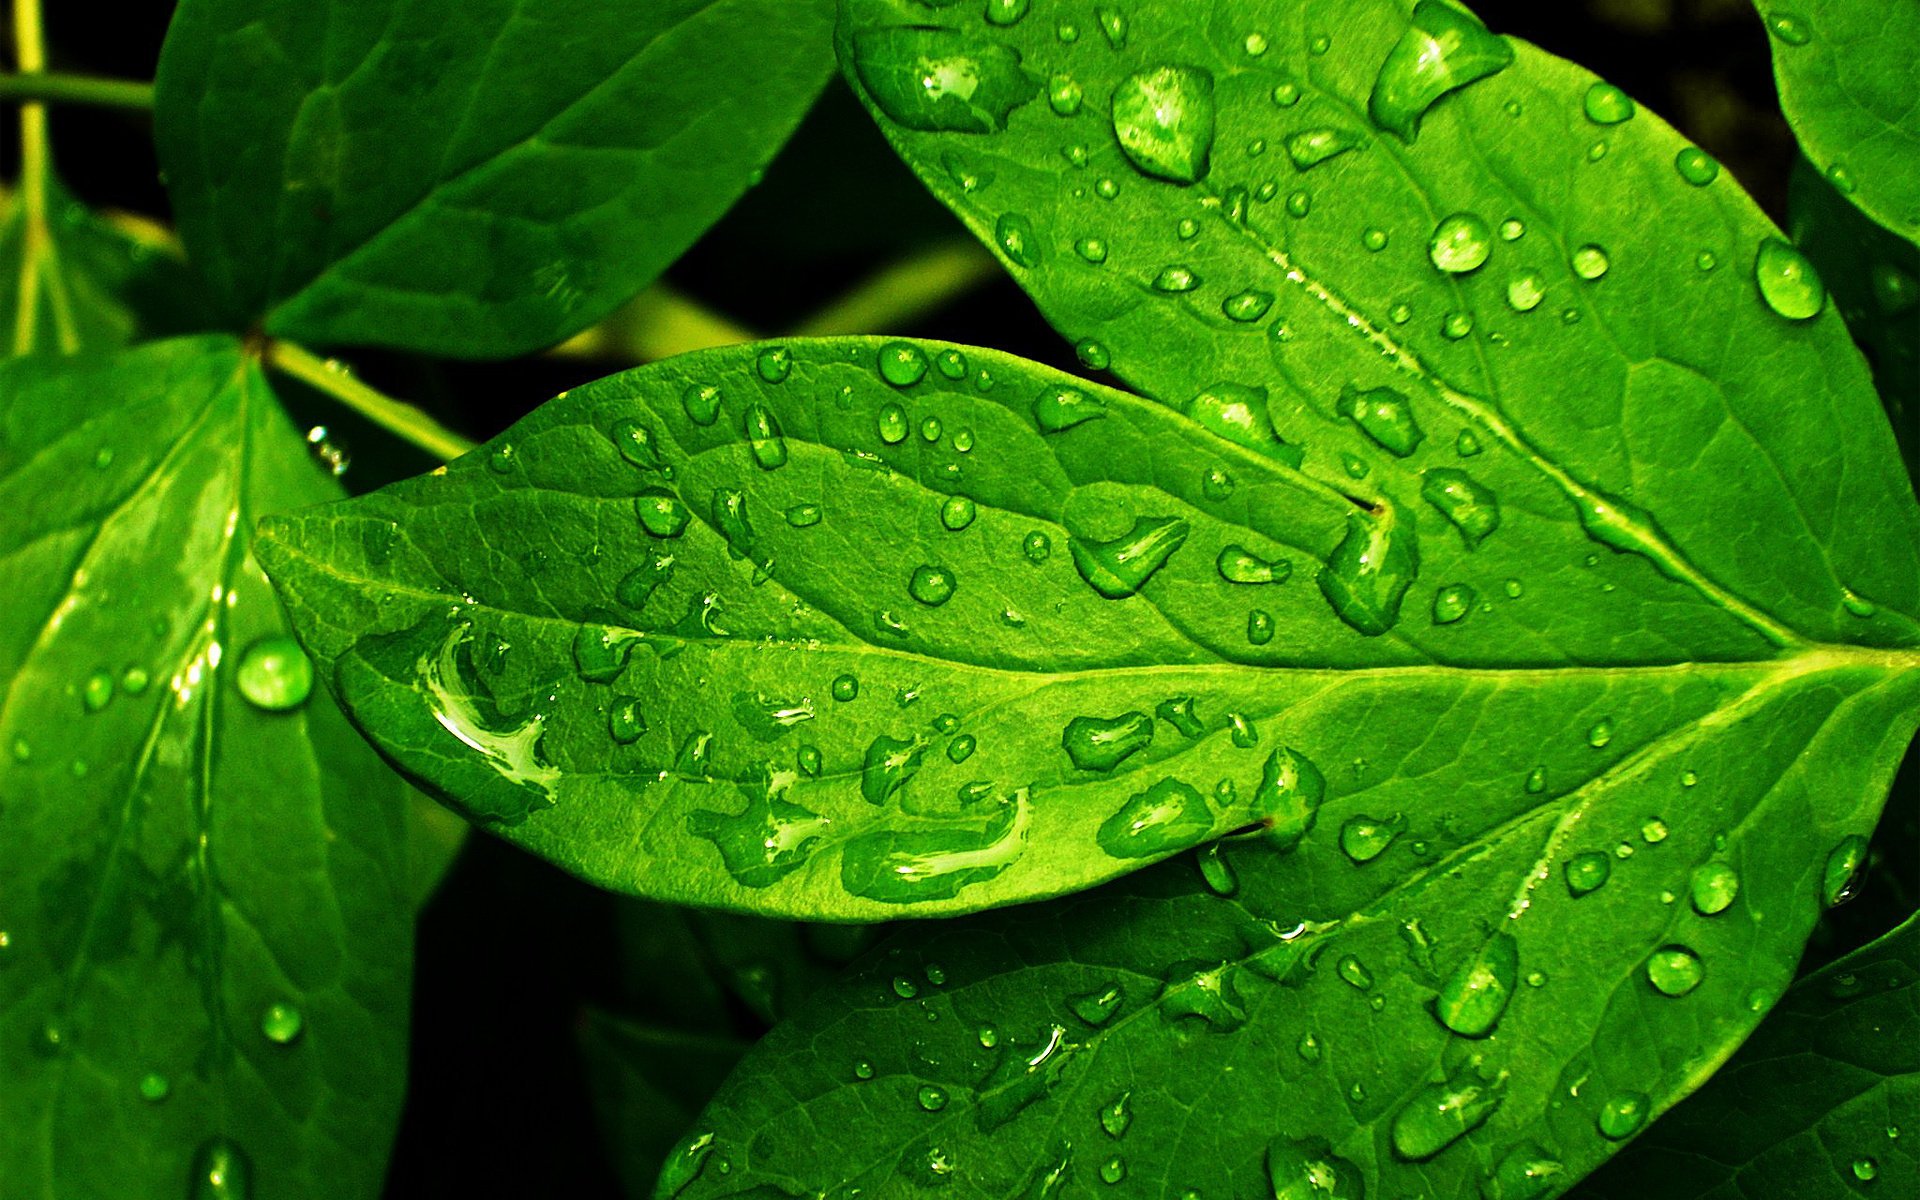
[{"x1": 7, "y1": 2, "x2": 1910, "y2": 1196}]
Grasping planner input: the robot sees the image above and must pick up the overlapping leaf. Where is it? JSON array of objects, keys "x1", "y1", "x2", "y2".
[
  {"x1": 1756, "y1": 0, "x2": 1920, "y2": 246},
  {"x1": 0, "y1": 338, "x2": 412, "y2": 1199},
  {"x1": 1577, "y1": 914, "x2": 1917, "y2": 1199},
  {"x1": 153, "y1": 0, "x2": 837, "y2": 357}
]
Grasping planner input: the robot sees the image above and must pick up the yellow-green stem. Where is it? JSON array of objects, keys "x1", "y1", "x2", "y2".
[{"x1": 263, "y1": 340, "x2": 476, "y2": 464}]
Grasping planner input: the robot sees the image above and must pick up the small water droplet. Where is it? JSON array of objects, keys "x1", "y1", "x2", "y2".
[
  {"x1": 849, "y1": 26, "x2": 1039, "y2": 133},
  {"x1": 139, "y1": 1071, "x2": 171, "y2": 1102},
  {"x1": 1222, "y1": 290, "x2": 1276, "y2": 322},
  {"x1": 1423, "y1": 468, "x2": 1500, "y2": 548},
  {"x1": 755, "y1": 347, "x2": 792, "y2": 383},
  {"x1": 1572, "y1": 244, "x2": 1611, "y2": 281},
  {"x1": 1646, "y1": 945, "x2": 1705, "y2": 996},
  {"x1": 636, "y1": 489, "x2": 692, "y2": 538},
  {"x1": 1582, "y1": 82, "x2": 1635, "y2": 124},
  {"x1": 997, "y1": 213, "x2": 1043, "y2": 267},
  {"x1": 1430, "y1": 212, "x2": 1493, "y2": 273},
  {"x1": 1432, "y1": 583, "x2": 1476, "y2": 624},
  {"x1": 1675, "y1": 147, "x2": 1720, "y2": 186},
  {"x1": 917, "y1": 1083, "x2": 949, "y2": 1111},
  {"x1": 1340, "y1": 384, "x2": 1426, "y2": 456},
  {"x1": 235, "y1": 636, "x2": 314, "y2": 712},
  {"x1": 1284, "y1": 127, "x2": 1361, "y2": 171},
  {"x1": 1765, "y1": 11, "x2": 1812, "y2": 45},
  {"x1": 1597, "y1": 1091, "x2": 1651, "y2": 1139},
  {"x1": 1755, "y1": 237, "x2": 1825, "y2": 319},
  {"x1": 1485, "y1": 1144, "x2": 1565, "y2": 1200},
  {"x1": 1565, "y1": 851, "x2": 1611, "y2": 896},
  {"x1": 1434, "y1": 932, "x2": 1518, "y2": 1037},
  {"x1": 1075, "y1": 236, "x2": 1109, "y2": 263},
  {"x1": 1390, "y1": 1061, "x2": 1506, "y2": 1161},
  {"x1": 1033, "y1": 386, "x2": 1108, "y2": 432},
  {"x1": 260, "y1": 1002, "x2": 304, "y2": 1044},
  {"x1": 1823, "y1": 835, "x2": 1870, "y2": 906},
  {"x1": 1047, "y1": 73, "x2": 1083, "y2": 115},
  {"x1": 190, "y1": 1137, "x2": 253, "y2": 1200}
]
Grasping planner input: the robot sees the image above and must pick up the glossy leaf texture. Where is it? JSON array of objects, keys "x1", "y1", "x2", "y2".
[
  {"x1": 1790, "y1": 159, "x2": 1920, "y2": 473},
  {"x1": 152, "y1": 0, "x2": 836, "y2": 358},
  {"x1": 1576, "y1": 914, "x2": 1917, "y2": 1199},
  {"x1": 0, "y1": 338, "x2": 412, "y2": 1199},
  {"x1": 0, "y1": 175, "x2": 215, "y2": 357},
  {"x1": 1756, "y1": 0, "x2": 1920, "y2": 245}
]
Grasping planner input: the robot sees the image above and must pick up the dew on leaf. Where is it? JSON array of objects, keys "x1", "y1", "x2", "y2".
[
  {"x1": 1429, "y1": 212, "x2": 1493, "y2": 273},
  {"x1": 1755, "y1": 237, "x2": 1825, "y2": 319},
  {"x1": 1340, "y1": 383, "x2": 1426, "y2": 456},
  {"x1": 1222, "y1": 290, "x2": 1275, "y2": 322},
  {"x1": 1266, "y1": 1135, "x2": 1364, "y2": 1200},
  {"x1": 1646, "y1": 945, "x2": 1705, "y2": 996},
  {"x1": 1033, "y1": 386, "x2": 1107, "y2": 432},
  {"x1": 1070, "y1": 982, "x2": 1124, "y2": 1027},
  {"x1": 1423, "y1": 468, "x2": 1501, "y2": 548},
  {"x1": 1389, "y1": 1061, "x2": 1505, "y2": 1160},
  {"x1": 1285, "y1": 127, "x2": 1360, "y2": 170},
  {"x1": 1597, "y1": 1091, "x2": 1651, "y2": 1139},
  {"x1": 849, "y1": 27, "x2": 1039, "y2": 134},
  {"x1": 1507, "y1": 272, "x2": 1546, "y2": 312},
  {"x1": 260, "y1": 1002, "x2": 304, "y2": 1044},
  {"x1": 1069, "y1": 516, "x2": 1189, "y2": 599},
  {"x1": 1216, "y1": 544, "x2": 1290, "y2": 585},
  {"x1": 997, "y1": 213, "x2": 1042, "y2": 267},
  {"x1": 1062, "y1": 711, "x2": 1153, "y2": 772},
  {"x1": 636, "y1": 489, "x2": 692, "y2": 538},
  {"x1": 940, "y1": 496, "x2": 977, "y2": 531},
  {"x1": 1572, "y1": 244, "x2": 1611, "y2": 281},
  {"x1": 1565, "y1": 851, "x2": 1611, "y2": 896},
  {"x1": 1339, "y1": 814, "x2": 1404, "y2": 863},
  {"x1": 1689, "y1": 862, "x2": 1741, "y2": 914},
  {"x1": 235, "y1": 637, "x2": 314, "y2": 712},
  {"x1": 1823, "y1": 835, "x2": 1870, "y2": 906},
  {"x1": 1434, "y1": 931, "x2": 1518, "y2": 1037},
  {"x1": 1253, "y1": 747, "x2": 1326, "y2": 851},
  {"x1": 1368, "y1": 0, "x2": 1515, "y2": 142},
  {"x1": 1111, "y1": 65, "x2": 1216, "y2": 184},
  {"x1": 1582, "y1": 82, "x2": 1635, "y2": 124},
  {"x1": 1484, "y1": 1144, "x2": 1565, "y2": 1200},
  {"x1": 189, "y1": 1137, "x2": 253, "y2": 1200},
  {"x1": 1675, "y1": 147, "x2": 1720, "y2": 186},
  {"x1": 1023, "y1": 531, "x2": 1052, "y2": 563},
  {"x1": 755, "y1": 346, "x2": 791, "y2": 383}
]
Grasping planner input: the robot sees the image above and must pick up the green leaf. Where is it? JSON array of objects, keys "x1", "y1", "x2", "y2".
[
  {"x1": 152, "y1": 0, "x2": 837, "y2": 358},
  {"x1": 0, "y1": 175, "x2": 217, "y2": 357},
  {"x1": 1576, "y1": 913, "x2": 1918, "y2": 1199},
  {"x1": 0, "y1": 337, "x2": 412, "y2": 1198},
  {"x1": 1756, "y1": 0, "x2": 1920, "y2": 246},
  {"x1": 580, "y1": 1008, "x2": 749, "y2": 1200},
  {"x1": 1790, "y1": 159, "x2": 1920, "y2": 473}
]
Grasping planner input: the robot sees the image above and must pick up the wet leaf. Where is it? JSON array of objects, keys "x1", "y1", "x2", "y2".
[
  {"x1": 1757, "y1": 0, "x2": 1920, "y2": 246},
  {"x1": 578, "y1": 1008, "x2": 748, "y2": 1200},
  {"x1": 1577, "y1": 914, "x2": 1918, "y2": 1200},
  {"x1": 0, "y1": 337, "x2": 412, "y2": 1198}
]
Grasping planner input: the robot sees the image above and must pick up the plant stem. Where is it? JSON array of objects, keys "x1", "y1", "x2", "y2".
[
  {"x1": 0, "y1": 71, "x2": 154, "y2": 110},
  {"x1": 792, "y1": 240, "x2": 1001, "y2": 337},
  {"x1": 10, "y1": 0, "x2": 78, "y2": 353},
  {"x1": 263, "y1": 340, "x2": 477, "y2": 464},
  {"x1": 547, "y1": 284, "x2": 754, "y2": 362}
]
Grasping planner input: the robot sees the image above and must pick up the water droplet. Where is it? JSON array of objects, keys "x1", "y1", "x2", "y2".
[
  {"x1": 1646, "y1": 945, "x2": 1705, "y2": 996},
  {"x1": 139, "y1": 1071, "x2": 170, "y2": 1102},
  {"x1": 1319, "y1": 510, "x2": 1419, "y2": 636},
  {"x1": 1507, "y1": 272, "x2": 1546, "y2": 312},
  {"x1": 1201, "y1": 467, "x2": 1235, "y2": 500},
  {"x1": 1047, "y1": 73, "x2": 1083, "y2": 115},
  {"x1": 1216, "y1": 544, "x2": 1290, "y2": 585},
  {"x1": 1096, "y1": 6, "x2": 1128, "y2": 46},
  {"x1": 755, "y1": 347, "x2": 792, "y2": 384},
  {"x1": 1823, "y1": 835, "x2": 1870, "y2": 906},
  {"x1": 688, "y1": 771, "x2": 829, "y2": 887},
  {"x1": 1070, "y1": 516, "x2": 1189, "y2": 599},
  {"x1": 1565, "y1": 851, "x2": 1611, "y2": 896},
  {"x1": 190, "y1": 1137, "x2": 253, "y2": 1200},
  {"x1": 235, "y1": 636, "x2": 313, "y2": 712},
  {"x1": 1099, "y1": 777, "x2": 1212, "y2": 858},
  {"x1": 1684, "y1": 862, "x2": 1740, "y2": 915},
  {"x1": 1111, "y1": 66, "x2": 1216, "y2": 183},
  {"x1": 1266, "y1": 1135, "x2": 1364, "y2": 1199},
  {"x1": 607, "y1": 698, "x2": 647, "y2": 744},
  {"x1": 849, "y1": 26, "x2": 1039, "y2": 133},
  {"x1": 1442, "y1": 311, "x2": 1475, "y2": 339},
  {"x1": 1572, "y1": 244, "x2": 1611, "y2": 281},
  {"x1": 1075, "y1": 236, "x2": 1109, "y2": 263},
  {"x1": 1184, "y1": 383, "x2": 1293, "y2": 460},
  {"x1": 1422, "y1": 469, "x2": 1500, "y2": 549},
  {"x1": 1432, "y1": 583, "x2": 1476, "y2": 624},
  {"x1": 680, "y1": 384, "x2": 722, "y2": 426},
  {"x1": 1853, "y1": 1157, "x2": 1879, "y2": 1182},
  {"x1": 1284, "y1": 189, "x2": 1311, "y2": 218},
  {"x1": 1755, "y1": 237, "x2": 1825, "y2": 319},
  {"x1": 742, "y1": 405, "x2": 787, "y2": 470},
  {"x1": 1033, "y1": 386, "x2": 1107, "y2": 432},
  {"x1": 1222, "y1": 290, "x2": 1276, "y2": 323},
  {"x1": 1254, "y1": 747, "x2": 1326, "y2": 851},
  {"x1": 1160, "y1": 961, "x2": 1249, "y2": 1031},
  {"x1": 1339, "y1": 813, "x2": 1404, "y2": 863},
  {"x1": 1430, "y1": 212, "x2": 1493, "y2": 274},
  {"x1": 1069, "y1": 982, "x2": 1124, "y2": 1027},
  {"x1": 1022, "y1": 530, "x2": 1053, "y2": 563},
  {"x1": 1765, "y1": 11, "x2": 1811, "y2": 45},
  {"x1": 1675, "y1": 147, "x2": 1720, "y2": 186},
  {"x1": 1641, "y1": 816, "x2": 1668, "y2": 843},
  {"x1": 985, "y1": 0, "x2": 1029, "y2": 25},
  {"x1": 1197, "y1": 844, "x2": 1237, "y2": 895},
  {"x1": 917, "y1": 1083, "x2": 950, "y2": 1111},
  {"x1": 1369, "y1": 1, "x2": 1515, "y2": 142},
  {"x1": 1340, "y1": 383, "x2": 1426, "y2": 456},
  {"x1": 1099, "y1": 1091, "x2": 1133, "y2": 1138},
  {"x1": 1586, "y1": 718, "x2": 1615, "y2": 749},
  {"x1": 1485, "y1": 1144, "x2": 1565, "y2": 1200},
  {"x1": 1390, "y1": 1061, "x2": 1505, "y2": 1160},
  {"x1": 636, "y1": 489, "x2": 691, "y2": 538},
  {"x1": 1597, "y1": 1091, "x2": 1651, "y2": 1139},
  {"x1": 1152, "y1": 264, "x2": 1201, "y2": 293},
  {"x1": 1583, "y1": 82, "x2": 1635, "y2": 124},
  {"x1": 260, "y1": 1002, "x2": 304, "y2": 1044},
  {"x1": 1295, "y1": 1033, "x2": 1322, "y2": 1062},
  {"x1": 997, "y1": 212, "x2": 1042, "y2": 267},
  {"x1": 1063, "y1": 711, "x2": 1153, "y2": 772},
  {"x1": 1285, "y1": 127, "x2": 1361, "y2": 170},
  {"x1": 1362, "y1": 227, "x2": 1390, "y2": 252},
  {"x1": 1435, "y1": 932, "x2": 1518, "y2": 1037}
]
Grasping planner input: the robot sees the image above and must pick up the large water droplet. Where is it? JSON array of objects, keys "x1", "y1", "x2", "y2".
[
  {"x1": 1582, "y1": 82, "x2": 1635, "y2": 124},
  {"x1": 1484, "y1": 1144, "x2": 1565, "y2": 1200},
  {"x1": 1689, "y1": 862, "x2": 1740, "y2": 915},
  {"x1": 1430, "y1": 212, "x2": 1493, "y2": 273},
  {"x1": 1674, "y1": 147, "x2": 1720, "y2": 186},
  {"x1": 850, "y1": 26, "x2": 1039, "y2": 133},
  {"x1": 1033, "y1": 386, "x2": 1107, "y2": 432},
  {"x1": 1422, "y1": 468, "x2": 1500, "y2": 548},
  {"x1": 1597, "y1": 1091, "x2": 1650, "y2": 1139},
  {"x1": 1111, "y1": 66, "x2": 1217, "y2": 184},
  {"x1": 1216, "y1": 545, "x2": 1290, "y2": 585},
  {"x1": 1389, "y1": 1061, "x2": 1505, "y2": 1160},
  {"x1": 841, "y1": 793, "x2": 1032, "y2": 904},
  {"x1": 1432, "y1": 583, "x2": 1476, "y2": 624},
  {"x1": 861, "y1": 734, "x2": 926, "y2": 804},
  {"x1": 235, "y1": 636, "x2": 314, "y2": 712},
  {"x1": 1433, "y1": 931, "x2": 1518, "y2": 1037},
  {"x1": 1822, "y1": 835, "x2": 1869, "y2": 906},
  {"x1": 190, "y1": 1137, "x2": 253, "y2": 1200},
  {"x1": 1754, "y1": 237, "x2": 1825, "y2": 320},
  {"x1": 1565, "y1": 850, "x2": 1611, "y2": 896},
  {"x1": 1158, "y1": 961, "x2": 1248, "y2": 1031},
  {"x1": 997, "y1": 212, "x2": 1042, "y2": 267},
  {"x1": 908, "y1": 564, "x2": 957, "y2": 606},
  {"x1": 636, "y1": 489, "x2": 691, "y2": 539},
  {"x1": 1339, "y1": 813, "x2": 1404, "y2": 863},
  {"x1": 1318, "y1": 510, "x2": 1419, "y2": 636},
  {"x1": 688, "y1": 771, "x2": 829, "y2": 887},
  {"x1": 1266, "y1": 1135, "x2": 1365, "y2": 1199},
  {"x1": 1098, "y1": 778, "x2": 1211, "y2": 858},
  {"x1": 1070, "y1": 982, "x2": 1124, "y2": 1027},
  {"x1": 1646, "y1": 945, "x2": 1705, "y2": 996},
  {"x1": 1340, "y1": 384, "x2": 1426, "y2": 456},
  {"x1": 1284, "y1": 127, "x2": 1361, "y2": 170},
  {"x1": 260, "y1": 1002, "x2": 304, "y2": 1044},
  {"x1": 1062, "y1": 711, "x2": 1153, "y2": 772},
  {"x1": 742, "y1": 404, "x2": 787, "y2": 470},
  {"x1": 1070, "y1": 516, "x2": 1189, "y2": 599},
  {"x1": 1368, "y1": 0, "x2": 1515, "y2": 143},
  {"x1": 1253, "y1": 747, "x2": 1326, "y2": 851}
]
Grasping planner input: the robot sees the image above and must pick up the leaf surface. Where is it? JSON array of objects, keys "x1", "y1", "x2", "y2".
[
  {"x1": 1576, "y1": 914, "x2": 1918, "y2": 1199},
  {"x1": 1756, "y1": 0, "x2": 1920, "y2": 246},
  {"x1": 1790, "y1": 159, "x2": 1920, "y2": 473},
  {"x1": 0, "y1": 337, "x2": 411, "y2": 1199},
  {"x1": 153, "y1": 0, "x2": 836, "y2": 357},
  {"x1": 580, "y1": 1008, "x2": 749, "y2": 1200}
]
